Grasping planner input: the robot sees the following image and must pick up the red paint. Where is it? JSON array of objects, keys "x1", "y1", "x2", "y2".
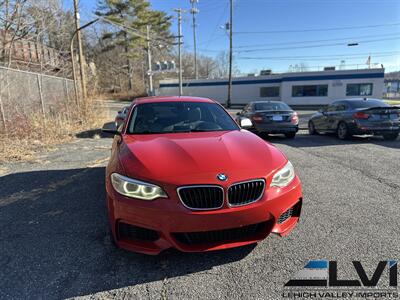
[{"x1": 106, "y1": 96, "x2": 303, "y2": 255}]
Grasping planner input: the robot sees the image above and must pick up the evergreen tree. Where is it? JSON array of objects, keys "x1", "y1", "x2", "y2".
[{"x1": 95, "y1": 0, "x2": 171, "y2": 91}]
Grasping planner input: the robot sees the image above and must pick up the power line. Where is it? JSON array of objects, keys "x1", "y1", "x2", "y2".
[
  {"x1": 237, "y1": 53, "x2": 400, "y2": 61},
  {"x1": 234, "y1": 22, "x2": 400, "y2": 34},
  {"x1": 198, "y1": 36, "x2": 400, "y2": 53},
  {"x1": 235, "y1": 51, "x2": 400, "y2": 60},
  {"x1": 202, "y1": 2, "x2": 229, "y2": 52},
  {"x1": 97, "y1": 15, "x2": 173, "y2": 47},
  {"x1": 233, "y1": 33, "x2": 400, "y2": 49},
  {"x1": 235, "y1": 36, "x2": 400, "y2": 53},
  {"x1": 190, "y1": 32, "x2": 400, "y2": 50}
]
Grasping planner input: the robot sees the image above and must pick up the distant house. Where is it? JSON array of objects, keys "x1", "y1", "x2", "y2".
[{"x1": 0, "y1": 29, "x2": 62, "y2": 70}]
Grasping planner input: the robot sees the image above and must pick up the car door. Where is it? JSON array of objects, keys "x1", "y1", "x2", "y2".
[
  {"x1": 326, "y1": 103, "x2": 346, "y2": 132},
  {"x1": 331, "y1": 103, "x2": 348, "y2": 131},
  {"x1": 314, "y1": 105, "x2": 334, "y2": 132}
]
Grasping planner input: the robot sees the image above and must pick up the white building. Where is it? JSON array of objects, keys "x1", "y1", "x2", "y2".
[{"x1": 157, "y1": 68, "x2": 385, "y2": 107}]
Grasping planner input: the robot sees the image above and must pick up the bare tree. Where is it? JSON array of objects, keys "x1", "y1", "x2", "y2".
[{"x1": 211, "y1": 51, "x2": 240, "y2": 78}]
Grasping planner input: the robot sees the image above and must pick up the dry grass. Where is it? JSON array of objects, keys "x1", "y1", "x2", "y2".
[
  {"x1": 98, "y1": 91, "x2": 147, "y2": 102},
  {"x1": 384, "y1": 99, "x2": 400, "y2": 106},
  {"x1": 0, "y1": 99, "x2": 109, "y2": 162}
]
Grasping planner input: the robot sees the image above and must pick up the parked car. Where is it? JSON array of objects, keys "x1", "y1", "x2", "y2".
[
  {"x1": 115, "y1": 106, "x2": 130, "y2": 128},
  {"x1": 102, "y1": 96, "x2": 303, "y2": 255},
  {"x1": 308, "y1": 98, "x2": 400, "y2": 140},
  {"x1": 236, "y1": 101, "x2": 299, "y2": 138}
]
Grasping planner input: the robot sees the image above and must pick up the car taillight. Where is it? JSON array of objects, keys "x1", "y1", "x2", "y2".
[
  {"x1": 252, "y1": 114, "x2": 263, "y2": 123},
  {"x1": 353, "y1": 112, "x2": 370, "y2": 119},
  {"x1": 291, "y1": 112, "x2": 299, "y2": 124}
]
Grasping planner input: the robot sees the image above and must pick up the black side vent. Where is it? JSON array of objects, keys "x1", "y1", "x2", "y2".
[{"x1": 118, "y1": 222, "x2": 159, "y2": 242}]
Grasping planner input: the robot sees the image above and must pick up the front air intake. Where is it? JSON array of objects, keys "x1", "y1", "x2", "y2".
[{"x1": 118, "y1": 222, "x2": 159, "y2": 242}]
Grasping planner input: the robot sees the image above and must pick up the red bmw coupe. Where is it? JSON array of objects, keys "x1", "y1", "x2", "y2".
[{"x1": 103, "y1": 96, "x2": 303, "y2": 255}]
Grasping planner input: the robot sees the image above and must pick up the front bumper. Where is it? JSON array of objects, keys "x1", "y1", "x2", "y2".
[{"x1": 106, "y1": 176, "x2": 303, "y2": 255}]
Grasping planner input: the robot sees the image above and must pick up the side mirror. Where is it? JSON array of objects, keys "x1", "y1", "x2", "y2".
[
  {"x1": 240, "y1": 118, "x2": 253, "y2": 129},
  {"x1": 102, "y1": 122, "x2": 121, "y2": 135}
]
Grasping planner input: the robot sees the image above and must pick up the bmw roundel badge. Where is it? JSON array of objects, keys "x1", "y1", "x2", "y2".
[{"x1": 217, "y1": 173, "x2": 228, "y2": 181}]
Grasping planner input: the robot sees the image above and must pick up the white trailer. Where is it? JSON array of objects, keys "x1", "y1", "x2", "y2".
[{"x1": 157, "y1": 68, "x2": 385, "y2": 107}]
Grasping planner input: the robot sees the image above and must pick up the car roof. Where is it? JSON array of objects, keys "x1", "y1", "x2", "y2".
[
  {"x1": 134, "y1": 96, "x2": 215, "y2": 104},
  {"x1": 332, "y1": 98, "x2": 382, "y2": 104},
  {"x1": 251, "y1": 100, "x2": 285, "y2": 104}
]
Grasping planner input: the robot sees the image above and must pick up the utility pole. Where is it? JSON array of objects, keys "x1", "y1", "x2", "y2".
[
  {"x1": 70, "y1": 18, "x2": 99, "y2": 104},
  {"x1": 72, "y1": 0, "x2": 87, "y2": 100},
  {"x1": 190, "y1": 0, "x2": 199, "y2": 79},
  {"x1": 227, "y1": 0, "x2": 233, "y2": 108},
  {"x1": 174, "y1": 8, "x2": 185, "y2": 96},
  {"x1": 146, "y1": 25, "x2": 153, "y2": 95}
]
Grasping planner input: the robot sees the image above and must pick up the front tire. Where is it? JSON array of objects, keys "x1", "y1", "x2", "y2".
[
  {"x1": 382, "y1": 132, "x2": 399, "y2": 141},
  {"x1": 308, "y1": 121, "x2": 318, "y2": 135},
  {"x1": 285, "y1": 132, "x2": 296, "y2": 139},
  {"x1": 337, "y1": 122, "x2": 350, "y2": 140}
]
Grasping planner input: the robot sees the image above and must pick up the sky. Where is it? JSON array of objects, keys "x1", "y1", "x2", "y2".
[{"x1": 77, "y1": 0, "x2": 400, "y2": 74}]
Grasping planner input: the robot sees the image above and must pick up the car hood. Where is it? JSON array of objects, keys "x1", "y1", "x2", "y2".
[{"x1": 119, "y1": 130, "x2": 287, "y2": 185}]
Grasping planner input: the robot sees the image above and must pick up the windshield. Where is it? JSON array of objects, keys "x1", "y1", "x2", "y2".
[
  {"x1": 254, "y1": 102, "x2": 292, "y2": 111},
  {"x1": 127, "y1": 101, "x2": 239, "y2": 134},
  {"x1": 348, "y1": 100, "x2": 389, "y2": 109}
]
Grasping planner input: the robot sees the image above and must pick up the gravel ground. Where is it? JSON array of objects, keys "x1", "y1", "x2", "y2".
[{"x1": 1, "y1": 101, "x2": 399, "y2": 299}]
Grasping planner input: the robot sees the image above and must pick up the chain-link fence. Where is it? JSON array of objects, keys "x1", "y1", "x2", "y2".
[{"x1": 0, "y1": 66, "x2": 77, "y2": 131}]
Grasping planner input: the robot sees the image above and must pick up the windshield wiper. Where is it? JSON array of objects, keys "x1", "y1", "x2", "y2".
[
  {"x1": 131, "y1": 130, "x2": 165, "y2": 134},
  {"x1": 188, "y1": 129, "x2": 209, "y2": 132},
  {"x1": 130, "y1": 129, "x2": 227, "y2": 134}
]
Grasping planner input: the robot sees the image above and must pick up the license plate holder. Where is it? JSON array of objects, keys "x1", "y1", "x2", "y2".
[{"x1": 272, "y1": 115, "x2": 283, "y2": 121}]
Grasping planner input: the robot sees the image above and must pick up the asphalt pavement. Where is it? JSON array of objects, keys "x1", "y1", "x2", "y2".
[{"x1": 0, "y1": 100, "x2": 399, "y2": 299}]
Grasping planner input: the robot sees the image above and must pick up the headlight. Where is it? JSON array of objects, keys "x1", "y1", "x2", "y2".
[
  {"x1": 270, "y1": 161, "x2": 295, "y2": 188},
  {"x1": 111, "y1": 173, "x2": 167, "y2": 200}
]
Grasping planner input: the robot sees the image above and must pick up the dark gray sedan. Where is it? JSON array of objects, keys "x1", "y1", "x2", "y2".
[
  {"x1": 236, "y1": 101, "x2": 299, "y2": 138},
  {"x1": 308, "y1": 98, "x2": 400, "y2": 140}
]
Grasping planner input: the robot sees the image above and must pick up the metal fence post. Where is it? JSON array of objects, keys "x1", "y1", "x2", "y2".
[
  {"x1": 37, "y1": 74, "x2": 46, "y2": 118},
  {"x1": 0, "y1": 73, "x2": 7, "y2": 132},
  {"x1": 64, "y1": 78, "x2": 70, "y2": 103}
]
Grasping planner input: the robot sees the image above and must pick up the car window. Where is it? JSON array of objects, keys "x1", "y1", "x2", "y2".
[
  {"x1": 243, "y1": 104, "x2": 251, "y2": 113},
  {"x1": 128, "y1": 102, "x2": 239, "y2": 134},
  {"x1": 348, "y1": 100, "x2": 388, "y2": 109},
  {"x1": 254, "y1": 102, "x2": 291, "y2": 111},
  {"x1": 327, "y1": 105, "x2": 337, "y2": 112},
  {"x1": 335, "y1": 103, "x2": 347, "y2": 111}
]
